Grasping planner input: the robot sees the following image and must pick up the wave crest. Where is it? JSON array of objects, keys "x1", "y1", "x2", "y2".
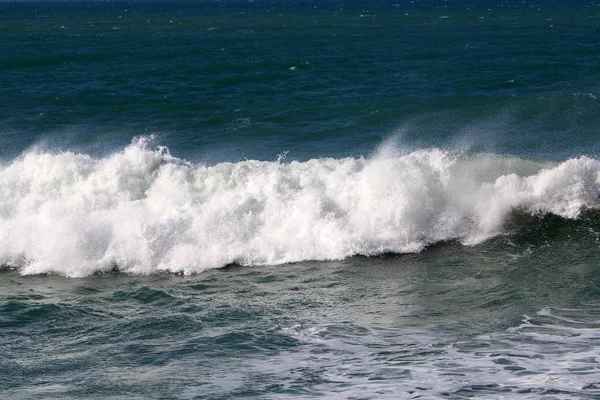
[{"x1": 1, "y1": 140, "x2": 599, "y2": 276}]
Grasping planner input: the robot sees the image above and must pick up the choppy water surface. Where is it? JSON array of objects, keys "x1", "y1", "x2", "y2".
[{"x1": 2, "y1": 236, "x2": 600, "y2": 399}]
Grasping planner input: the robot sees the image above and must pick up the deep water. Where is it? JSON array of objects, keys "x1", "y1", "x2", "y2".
[{"x1": 1, "y1": 0, "x2": 600, "y2": 398}]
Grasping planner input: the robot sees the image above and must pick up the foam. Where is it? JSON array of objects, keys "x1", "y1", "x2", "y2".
[
  {"x1": 257, "y1": 307, "x2": 600, "y2": 399},
  {"x1": 1, "y1": 137, "x2": 600, "y2": 276}
]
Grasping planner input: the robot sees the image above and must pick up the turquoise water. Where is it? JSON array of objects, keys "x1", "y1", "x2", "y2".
[{"x1": 1, "y1": 1, "x2": 600, "y2": 398}]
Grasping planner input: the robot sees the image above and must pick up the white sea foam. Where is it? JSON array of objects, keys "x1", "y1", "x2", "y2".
[
  {"x1": 254, "y1": 307, "x2": 600, "y2": 399},
  {"x1": 1, "y1": 138, "x2": 600, "y2": 276}
]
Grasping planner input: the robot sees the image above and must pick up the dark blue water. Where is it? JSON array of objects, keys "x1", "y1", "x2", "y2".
[
  {"x1": 2, "y1": 0, "x2": 600, "y2": 161},
  {"x1": 1, "y1": 1, "x2": 600, "y2": 398}
]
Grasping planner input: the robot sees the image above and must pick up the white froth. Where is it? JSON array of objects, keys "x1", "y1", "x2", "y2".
[
  {"x1": 1, "y1": 139, "x2": 600, "y2": 276},
  {"x1": 264, "y1": 308, "x2": 600, "y2": 399}
]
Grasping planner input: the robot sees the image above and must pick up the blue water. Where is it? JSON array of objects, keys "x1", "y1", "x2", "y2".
[{"x1": 1, "y1": 1, "x2": 600, "y2": 398}]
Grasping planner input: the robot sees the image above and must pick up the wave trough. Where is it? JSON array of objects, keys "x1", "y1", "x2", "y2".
[{"x1": 1, "y1": 139, "x2": 600, "y2": 276}]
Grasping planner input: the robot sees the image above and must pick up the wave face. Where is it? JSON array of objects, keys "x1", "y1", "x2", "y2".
[{"x1": 1, "y1": 139, "x2": 600, "y2": 276}]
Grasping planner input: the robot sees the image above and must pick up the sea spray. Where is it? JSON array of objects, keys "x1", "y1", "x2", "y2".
[{"x1": 1, "y1": 138, "x2": 600, "y2": 276}]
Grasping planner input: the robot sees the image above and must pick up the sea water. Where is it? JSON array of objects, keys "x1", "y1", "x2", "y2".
[{"x1": 1, "y1": 1, "x2": 600, "y2": 398}]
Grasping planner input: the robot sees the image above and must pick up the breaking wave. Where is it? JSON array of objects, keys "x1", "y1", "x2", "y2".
[{"x1": 2, "y1": 137, "x2": 600, "y2": 276}]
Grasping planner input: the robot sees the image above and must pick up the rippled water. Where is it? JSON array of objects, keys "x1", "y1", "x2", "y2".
[{"x1": 2, "y1": 237, "x2": 600, "y2": 399}]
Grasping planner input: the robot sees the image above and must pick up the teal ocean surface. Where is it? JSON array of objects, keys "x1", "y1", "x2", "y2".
[{"x1": 1, "y1": 1, "x2": 600, "y2": 398}]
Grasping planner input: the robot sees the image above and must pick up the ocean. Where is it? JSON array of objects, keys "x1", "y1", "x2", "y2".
[{"x1": 1, "y1": 0, "x2": 600, "y2": 398}]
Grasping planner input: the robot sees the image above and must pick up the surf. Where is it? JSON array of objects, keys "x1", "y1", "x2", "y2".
[{"x1": 1, "y1": 137, "x2": 600, "y2": 277}]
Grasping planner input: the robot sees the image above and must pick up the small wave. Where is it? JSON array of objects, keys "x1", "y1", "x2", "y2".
[{"x1": 1, "y1": 138, "x2": 600, "y2": 276}]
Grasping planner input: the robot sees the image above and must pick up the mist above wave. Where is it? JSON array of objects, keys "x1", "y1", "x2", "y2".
[{"x1": 1, "y1": 138, "x2": 599, "y2": 277}]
